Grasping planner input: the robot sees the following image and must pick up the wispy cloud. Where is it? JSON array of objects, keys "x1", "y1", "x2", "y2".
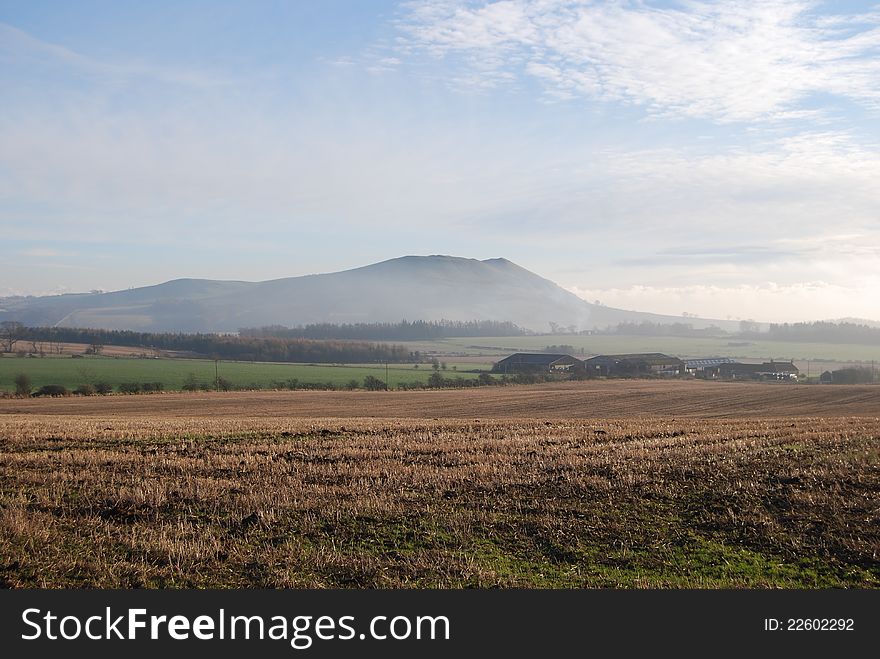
[
  {"x1": 2, "y1": 109, "x2": 877, "y2": 259},
  {"x1": 2, "y1": 3, "x2": 878, "y2": 323},
  {"x1": 0, "y1": 22, "x2": 232, "y2": 88},
  {"x1": 396, "y1": 0, "x2": 880, "y2": 121},
  {"x1": 19, "y1": 248, "x2": 63, "y2": 258}
]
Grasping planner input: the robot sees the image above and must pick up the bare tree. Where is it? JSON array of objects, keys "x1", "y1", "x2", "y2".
[{"x1": 0, "y1": 321, "x2": 25, "y2": 353}]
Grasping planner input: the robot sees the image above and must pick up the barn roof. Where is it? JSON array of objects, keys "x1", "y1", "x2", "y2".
[
  {"x1": 495, "y1": 352, "x2": 577, "y2": 366},
  {"x1": 759, "y1": 361, "x2": 799, "y2": 372},
  {"x1": 684, "y1": 358, "x2": 735, "y2": 368},
  {"x1": 584, "y1": 353, "x2": 683, "y2": 364}
]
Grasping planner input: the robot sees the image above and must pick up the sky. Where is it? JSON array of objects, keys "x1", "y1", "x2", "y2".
[{"x1": 1, "y1": 0, "x2": 879, "y2": 323}]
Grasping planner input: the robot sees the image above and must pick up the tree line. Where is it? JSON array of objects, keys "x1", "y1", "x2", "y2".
[
  {"x1": 2, "y1": 323, "x2": 412, "y2": 363},
  {"x1": 239, "y1": 319, "x2": 527, "y2": 341},
  {"x1": 605, "y1": 320, "x2": 880, "y2": 345},
  {"x1": 749, "y1": 322, "x2": 880, "y2": 345}
]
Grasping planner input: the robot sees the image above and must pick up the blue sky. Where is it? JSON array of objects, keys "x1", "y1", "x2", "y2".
[{"x1": 1, "y1": 0, "x2": 879, "y2": 322}]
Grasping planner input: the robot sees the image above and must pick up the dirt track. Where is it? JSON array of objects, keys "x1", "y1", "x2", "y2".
[{"x1": 2, "y1": 380, "x2": 877, "y2": 419}]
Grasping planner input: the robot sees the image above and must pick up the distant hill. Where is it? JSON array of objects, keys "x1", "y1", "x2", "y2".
[{"x1": 0, "y1": 255, "x2": 741, "y2": 333}]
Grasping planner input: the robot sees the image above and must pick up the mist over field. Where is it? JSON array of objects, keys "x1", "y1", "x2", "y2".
[{"x1": 0, "y1": 255, "x2": 754, "y2": 333}]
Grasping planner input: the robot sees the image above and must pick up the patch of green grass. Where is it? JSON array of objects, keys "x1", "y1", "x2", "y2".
[
  {"x1": 408, "y1": 334, "x2": 880, "y2": 363},
  {"x1": 0, "y1": 355, "x2": 486, "y2": 392},
  {"x1": 643, "y1": 537, "x2": 870, "y2": 587},
  {"x1": 282, "y1": 505, "x2": 877, "y2": 588}
]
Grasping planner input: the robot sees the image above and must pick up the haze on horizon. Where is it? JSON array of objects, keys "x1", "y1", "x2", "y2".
[{"x1": 1, "y1": 0, "x2": 879, "y2": 325}]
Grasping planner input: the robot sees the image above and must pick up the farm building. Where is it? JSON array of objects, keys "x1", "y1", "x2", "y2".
[
  {"x1": 582, "y1": 353, "x2": 685, "y2": 377},
  {"x1": 684, "y1": 357, "x2": 735, "y2": 378},
  {"x1": 492, "y1": 353, "x2": 583, "y2": 374},
  {"x1": 716, "y1": 361, "x2": 799, "y2": 381}
]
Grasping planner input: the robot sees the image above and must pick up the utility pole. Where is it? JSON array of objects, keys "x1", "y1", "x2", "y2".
[
  {"x1": 215, "y1": 359, "x2": 219, "y2": 391},
  {"x1": 385, "y1": 362, "x2": 389, "y2": 391}
]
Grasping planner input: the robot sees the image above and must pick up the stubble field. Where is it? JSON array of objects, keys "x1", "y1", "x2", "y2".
[{"x1": 1, "y1": 381, "x2": 878, "y2": 588}]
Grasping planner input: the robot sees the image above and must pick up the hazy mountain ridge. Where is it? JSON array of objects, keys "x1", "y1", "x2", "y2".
[{"x1": 0, "y1": 255, "x2": 743, "y2": 333}]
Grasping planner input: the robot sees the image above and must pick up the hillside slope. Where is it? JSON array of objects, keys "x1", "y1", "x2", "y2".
[{"x1": 0, "y1": 255, "x2": 736, "y2": 333}]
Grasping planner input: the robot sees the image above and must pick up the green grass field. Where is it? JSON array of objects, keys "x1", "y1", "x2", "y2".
[
  {"x1": 4, "y1": 332, "x2": 877, "y2": 393},
  {"x1": 0, "y1": 355, "x2": 485, "y2": 393},
  {"x1": 407, "y1": 334, "x2": 880, "y2": 363}
]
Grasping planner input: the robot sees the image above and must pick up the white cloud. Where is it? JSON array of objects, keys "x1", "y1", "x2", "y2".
[
  {"x1": 19, "y1": 248, "x2": 62, "y2": 258},
  {"x1": 568, "y1": 279, "x2": 880, "y2": 324},
  {"x1": 2, "y1": 105, "x2": 877, "y2": 261},
  {"x1": 2, "y1": 5, "x2": 879, "y2": 317},
  {"x1": 579, "y1": 130, "x2": 880, "y2": 248},
  {"x1": 397, "y1": 0, "x2": 880, "y2": 121}
]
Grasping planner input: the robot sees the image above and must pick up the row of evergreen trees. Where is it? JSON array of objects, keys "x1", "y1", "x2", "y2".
[
  {"x1": 608, "y1": 320, "x2": 880, "y2": 345},
  {"x1": 12, "y1": 326, "x2": 412, "y2": 363},
  {"x1": 239, "y1": 319, "x2": 526, "y2": 341},
  {"x1": 759, "y1": 322, "x2": 880, "y2": 345}
]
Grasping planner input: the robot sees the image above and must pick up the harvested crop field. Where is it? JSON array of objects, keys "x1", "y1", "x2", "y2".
[
  {"x1": 1, "y1": 383, "x2": 878, "y2": 588},
  {"x1": 2, "y1": 379, "x2": 880, "y2": 419}
]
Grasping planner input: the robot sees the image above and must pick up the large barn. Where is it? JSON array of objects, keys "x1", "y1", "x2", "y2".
[
  {"x1": 582, "y1": 353, "x2": 685, "y2": 377},
  {"x1": 684, "y1": 357, "x2": 735, "y2": 378},
  {"x1": 492, "y1": 353, "x2": 583, "y2": 374}
]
